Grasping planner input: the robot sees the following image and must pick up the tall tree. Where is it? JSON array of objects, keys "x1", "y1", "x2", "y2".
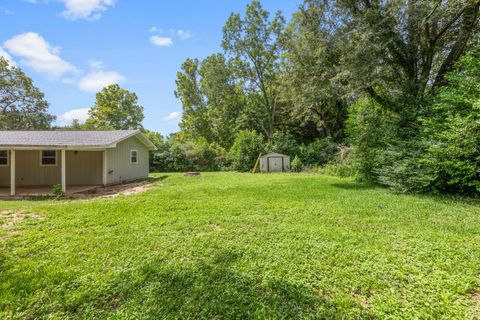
[
  {"x1": 175, "y1": 58, "x2": 210, "y2": 140},
  {"x1": 86, "y1": 84, "x2": 144, "y2": 130},
  {"x1": 0, "y1": 57, "x2": 55, "y2": 130},
  {"x1": 337, "y1": 0, "x2": 480, "y2": 112},
  {"x1": 222, "y1": 0, "x2": 286, "y2": 141},
  {"x1": 282, "y1": 0, "x2": 348, "y2": 142},
  {"x1": 175, "y1": 54, "x2": 245, "y2": 148}
]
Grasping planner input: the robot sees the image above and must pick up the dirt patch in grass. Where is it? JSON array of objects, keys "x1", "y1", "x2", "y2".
[
  {"x1": 472, "y1": 292, "x2": 480, "y2": 302},
  {"x1": 70, "y1": 180, "x2": 157, "y2": 200},
  {"x1": 0, "y1": 210, "x2": 43, "y2": 239}
]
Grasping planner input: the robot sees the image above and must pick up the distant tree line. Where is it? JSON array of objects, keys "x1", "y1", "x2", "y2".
[{"x1": 1, "y1": 0, "x2": 479, "y2": 195}]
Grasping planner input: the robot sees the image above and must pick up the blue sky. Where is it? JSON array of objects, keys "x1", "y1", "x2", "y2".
[{"x1": 0, "y1": 0, "x2": 300, "y2": 136}]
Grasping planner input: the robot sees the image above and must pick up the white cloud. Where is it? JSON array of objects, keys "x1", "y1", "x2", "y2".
[
  {"x1": 149, "y1": 26, "x2": 161, "y2": 33},
  {"x1": 163, "y1": 111, "x2": 181, "y2": 122},
  {"x1": 150, "y1": 35, "x2": 173, "y2": 47},
  {"x1": 61, "y1": 0, "x2": 116, "y2": 21},
  {"x1": 58, "y1": 107, "x2": 90, "y2": 125},
  {"x1": 0, "y1": 47, "x2": 16, "y2": 66},
  {"x1": 87, "y1": 59, "x2": 104, "y2": 70},
  {"x1": 3, "y1": 32, "x2": 75, "y2": 77},
  {"x1": 78, "y1": 70, "x2": 125, "y2": 92},
  {"x1": 0, "y1": 7, "x2": 13, "y2": 14},
  {"x1": 176, "y1": 29, "x2": 191, "y2": 40}
]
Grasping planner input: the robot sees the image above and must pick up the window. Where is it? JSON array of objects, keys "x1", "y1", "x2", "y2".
[
  {"x1": 41, "y1": 150, "x2": 57, "y2": 166},
  {"x1": 130, "y1": 150, "x2": 138, "y2": 164},
  {"x1": 0, "y1": 151, "x2": 8, "y2": 166}
]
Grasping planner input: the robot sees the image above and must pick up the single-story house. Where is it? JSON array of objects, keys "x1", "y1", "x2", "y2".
[
  {"x1": 0, "y1": 130, "x2": 156, "y2": 196},
  {"x1": 259, "y1": 152, "x2": 290, "y2": 173}
]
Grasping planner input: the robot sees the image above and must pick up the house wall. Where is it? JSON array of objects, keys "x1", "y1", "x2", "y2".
[
  {"x1": 14, "y1": 150, "x2": 61, "y2": 186},
  {"x1": 66, "y1": 151, "x2": 103, "y2": 185},
  {"x1": 0, "y1": 152, "x2": 10, "y2": 186},
  {"x1": 106, "y1": 136, "x2": 149, "y2": 185},
  {"x1": 0, "y1": 150, "x2": 103, "y2": 187}
]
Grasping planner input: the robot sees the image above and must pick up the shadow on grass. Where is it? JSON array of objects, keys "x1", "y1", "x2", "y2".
[
  {"x1": 63, "y1": 248, "x2": 364, "y2": 318},
  {"x1": 331, "y1": 182, "x2": 377, "y2": 191},
  {"x1": 148, "y1": 175, "x2": 170, "y2": 182},
  {"x1": 332, "y1": 179, "x2": 480, "y2": 208}
]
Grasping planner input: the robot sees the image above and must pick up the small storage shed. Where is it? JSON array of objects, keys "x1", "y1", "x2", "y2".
[{"x1": 259, "y1": 153, "x2": 290, "y2": 173}]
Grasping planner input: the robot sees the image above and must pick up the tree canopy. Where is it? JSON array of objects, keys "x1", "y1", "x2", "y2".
[
  {"x1": 0, "y1": 57, "x2": 55, "y2": 130},
  {"x1": 85, "y1": 84, "x2": 144, "y2": 130}
]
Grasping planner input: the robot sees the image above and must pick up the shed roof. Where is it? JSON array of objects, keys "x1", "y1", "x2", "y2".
[
  {"x1": 0, "y1": 130, "x2": 156, "y2": 150},
  {"x1": 261, "y1": 152, "x2": 289, "y2": 158}
]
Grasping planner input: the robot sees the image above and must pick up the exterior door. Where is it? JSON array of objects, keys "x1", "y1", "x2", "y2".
[{"x1": 268, "y1": 157, "x2": 283, "y2": 172}]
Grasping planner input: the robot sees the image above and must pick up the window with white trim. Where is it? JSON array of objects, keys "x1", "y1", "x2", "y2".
[
  {"x1": 41, "y1": 150, "x2": 57, "y2": 166},
  {"x1": 0, "y1": 150, "x2": 8, "y2": 166},
  {"x1": 130, "y1": 150, "x2": 138, "y2": 164}
]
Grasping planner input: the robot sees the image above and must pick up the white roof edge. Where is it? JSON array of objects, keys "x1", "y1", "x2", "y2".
[{"x1": 262, "y1": 152, "x2": 289, "y2": 157}]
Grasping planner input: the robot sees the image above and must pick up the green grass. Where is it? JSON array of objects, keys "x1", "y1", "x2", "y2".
[{"x1": 1, "y1": 172, "x2": 480, "y2": 319}]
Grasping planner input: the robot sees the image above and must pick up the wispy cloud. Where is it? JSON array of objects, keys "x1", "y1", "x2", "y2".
[
  {"x1": 58, "y1": 107, "x2": 90, "y2": 125},
  {"x1": 175, "y1": 29, "x2": 191, "y2": 40},
  {"x1": 163, "y1": 111, "x2": 181, "y2": 122},
  {"x1": 149, "y1": 26, "x2": 163, "y2": 33},
  {"x1": 87, "y1": 59, "x2": 104, "y2": 70},
  {"x1": 3, "y1": 32, "x2": 75, "y2": 77},
  {"x1": 149, "y1": 27, "x2": 191, "y2": 47},
  {"x1": 150, "y1": 35, "x2": 173, "y2": 47},
  {"x1": 0, "y1": 7, "x2": 13, "y2": 14},
  {"x1": 78, "y1": 70, "x2": 125, "y2": 92}
]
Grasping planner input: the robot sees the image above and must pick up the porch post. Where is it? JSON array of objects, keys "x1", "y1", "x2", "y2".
[
  {"x1": 61, "y1": 149, "x2": 66, "y2": 193},
  {"x1": 10, "y1": 150, "x2": 15, "y2": 196},
  {"x1": 102, "y1": 150, "x2": 107, "y2": 186}
]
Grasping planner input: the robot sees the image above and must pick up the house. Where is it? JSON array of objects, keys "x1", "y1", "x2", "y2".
[
  {"x1": 0, "y1": 130, "x2": 156, "y2": 196},
  {"x1": 259, "y1": 153, "x2": 290, "y2": 173}
]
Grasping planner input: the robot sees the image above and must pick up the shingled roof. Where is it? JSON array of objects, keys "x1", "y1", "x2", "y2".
[{"x1": 0, "y1": 130, "x2": 156, "y2": 149}]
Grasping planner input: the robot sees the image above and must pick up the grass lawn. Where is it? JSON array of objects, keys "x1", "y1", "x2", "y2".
[{"x1": 1, "y1": 173, "x2": 480, "y2": 319}]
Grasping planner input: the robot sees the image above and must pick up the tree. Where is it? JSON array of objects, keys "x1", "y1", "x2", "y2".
[
  {"x1": 423, "y1": 46, "x2": 480, "y2": 195},
  {"x1": 337, "y1": 0, "x2": 480, "y2": 190},
  {"x1": 228, "y1": 130, "x2": 265, "y2": 172},
  {"x1": 175, "y1": 58, "x2": 210, "y2": 140},
  {"x1": 175, "y1": 54, "x2": 245, "y2": 148},
  {"x1": 337, "y1": 0, "x2": 480, "y2": 113},
  {"x1": 223, "y1": 0, "x2": 286, "y2": 142},
  {"x1": 0, "y1": 57, "x2": 55, "y2": 129},
  {"x1": 85, "y1": 84, "x2": 144, "y2": 130},
  {"x1": 282, "y1": 0, "x2": 348, "y2": 142}
]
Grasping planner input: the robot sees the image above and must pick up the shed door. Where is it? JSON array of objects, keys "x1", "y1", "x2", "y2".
[{"x1": 268, "y1": 157, "x2": 283, "y2": 172}]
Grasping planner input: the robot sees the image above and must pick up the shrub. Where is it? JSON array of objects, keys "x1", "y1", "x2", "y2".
[
  {"x1": 345, "y1": 98, "x2": 398, "y2": 181},
  {"x1": 317, "y1": 148, "x2": 356, "y2": 178},
  {"x1": 421, "y1": 46, "x2": 480, "y2": 195},
  {"x1": 374, "y1": 141, "x2": 433, "y2": 193},
  {"x1": 298, "y1": 137, "x2": 338, "y2": 166},
  {"x1": 228, "y1": 130, "x2": 265, "y2": 172},
  {"x1": 291, "y1": 155, "x2": 303, "y2": 172},
  {"x1": 52, "y1": 184, "x2": 63, "y2": 196},
  {"x1": 151, "y1": 134, "x2": 227, "y2": 172}
]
